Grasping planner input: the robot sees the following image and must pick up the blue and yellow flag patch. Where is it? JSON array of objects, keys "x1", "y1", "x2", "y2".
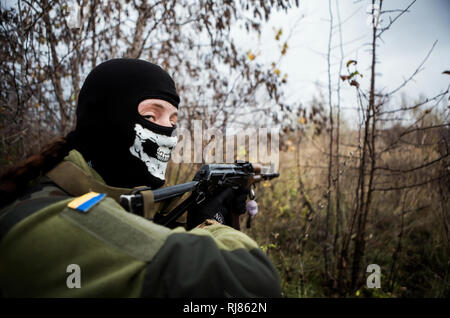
[{"x1": 68, "y1": 192, "x2": 106, "y2": 213}]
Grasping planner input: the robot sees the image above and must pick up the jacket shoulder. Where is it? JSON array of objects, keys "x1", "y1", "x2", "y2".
[{"x1": 0, "y1": 179, "x2": 71, "y2": 241}]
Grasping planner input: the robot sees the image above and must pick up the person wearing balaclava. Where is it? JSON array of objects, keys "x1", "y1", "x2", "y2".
[
  {"x1": 0, "y1": 58, "x2": 282, "y2": 298},
  {"x1": 67, "y1": 58, "x2": 246, "y2": 227},
  {"x1": 67, "y1": 58, "x2": 248, "y2": 227},
  {"x1": 68, "y1": 58, "x2": 180, "y2": 189}
]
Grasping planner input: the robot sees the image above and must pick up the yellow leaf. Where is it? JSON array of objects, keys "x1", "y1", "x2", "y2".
[
  {"x1": 274, "y1": 69, "x2": 280, "y2": 75},
  {"x1": 347, "y1": 60, "x2": 357, "y2": 67},
  {"x1": 247, "y1": 51, "x2": 255, "y2": 61},
  {"x1": 237, "y1": 145, "x2": 247, "y2": 157},
  {"x1": 275, "y1": 28, "x2": 283, "y2": 41}
]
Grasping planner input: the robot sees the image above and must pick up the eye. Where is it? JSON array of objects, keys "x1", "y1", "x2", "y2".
[{"x1": 143, "y1": 115, "x2": 155, "y2": 121}]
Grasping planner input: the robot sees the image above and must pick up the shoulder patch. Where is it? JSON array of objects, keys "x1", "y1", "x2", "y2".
[{"x1": 67, "y1": 192, "x2": 106, "y2": 213}]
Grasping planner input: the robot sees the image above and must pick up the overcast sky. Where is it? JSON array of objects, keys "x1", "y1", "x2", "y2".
[
  {"x1": 235, "y1": 0, "x2": 449, "y2": 122},
  {"x1": 3, "y1": 0, "x2": 447, "y2": 125}
]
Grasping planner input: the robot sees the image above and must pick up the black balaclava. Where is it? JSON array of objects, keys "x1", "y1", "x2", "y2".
[{"x1": 67, "y1": 58, "x2": 180, "y2": 189}]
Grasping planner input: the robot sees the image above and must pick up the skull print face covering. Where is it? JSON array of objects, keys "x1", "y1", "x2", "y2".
[
  {"x1": 129, "y1": 122, "x2": 178, "y2": 182},
  {"x1": 66, "y1": 58, "x2": 180, "y2": 189}
]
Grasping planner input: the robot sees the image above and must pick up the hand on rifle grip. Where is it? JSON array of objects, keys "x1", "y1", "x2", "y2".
[
  {"x1": 187, "y1": 188, "x2": 233, "y2": 230},
  {"x1": 186, "y1": 186, "x2": 249, "y2": 230},
  {"x1": 230, "y1": 186, "x2": 250, "y2": 215}
]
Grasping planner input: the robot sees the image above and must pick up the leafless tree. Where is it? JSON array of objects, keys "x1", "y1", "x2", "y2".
[{"x1": 0, "y1": 0, "x2": 299, "y2": 169}]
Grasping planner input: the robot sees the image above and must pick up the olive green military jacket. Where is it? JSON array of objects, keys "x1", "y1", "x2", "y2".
[{"x1": 0, "y1": 150, "x2": 281, "y2": 297}]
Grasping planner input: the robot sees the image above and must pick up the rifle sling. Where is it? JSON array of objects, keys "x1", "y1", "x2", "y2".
[
  {"x1": 46, "y1": 161, "x2": 184, "y2": 222},
  {"x1": 46, "y1": 161, "x2": 136, "y2": 203},
  {"x1": 141, "y1": 190, "x2": 155, "y2": 219}
]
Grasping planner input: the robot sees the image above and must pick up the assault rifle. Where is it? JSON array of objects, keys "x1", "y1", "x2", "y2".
[{"x1": 119, "y1": 161, "x2": 279, "y2": 229}]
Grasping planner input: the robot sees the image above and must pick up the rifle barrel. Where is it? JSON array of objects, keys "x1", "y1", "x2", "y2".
[
  {"x1": 152, "y1": 181, "x2": 199, "y2": 202},
  {"x1": 263, "y1": 172, "x2": 280, "y2": 179}
]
